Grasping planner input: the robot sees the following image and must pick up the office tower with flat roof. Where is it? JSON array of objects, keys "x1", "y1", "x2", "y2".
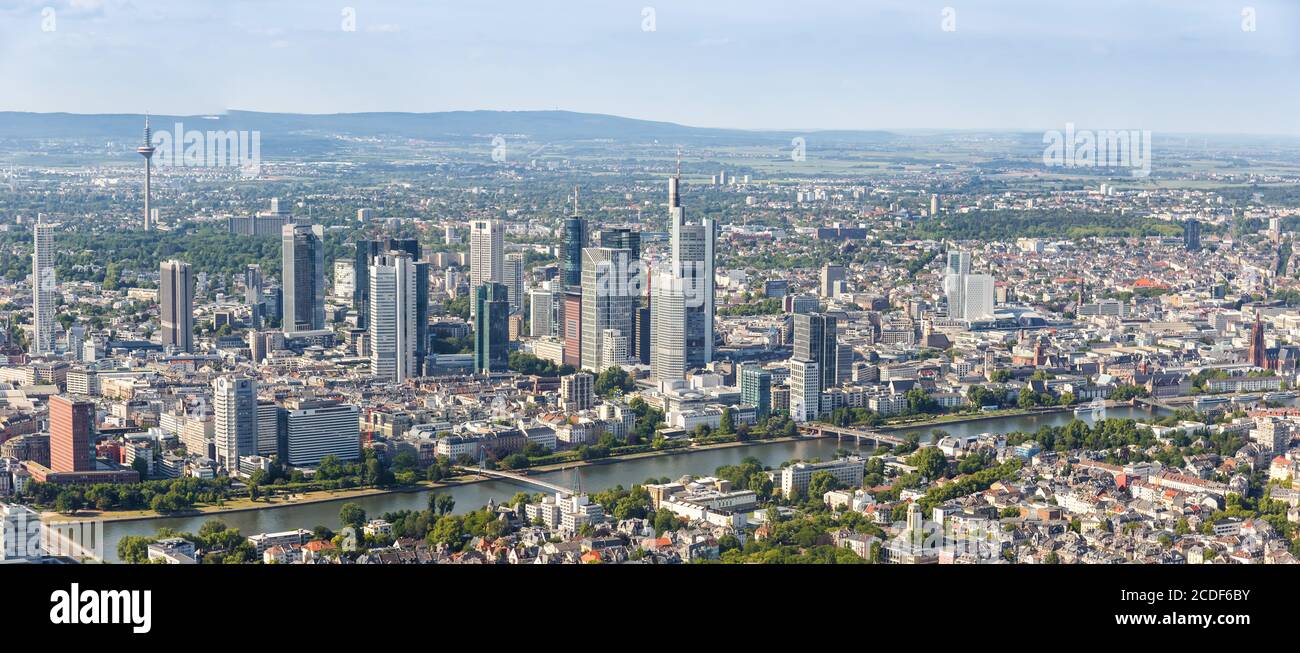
[
  {"x1": 563, "y1": 290, "x2": 583, "y2": 368},
  {"x1": 505, "y1": 252, "x2": 525, "y2": 314},
  {"x1": 819, "y1": 264, "x2": 845, "y2": 298},
  {"x1": 560, "y1": 372, "x2": 594, "y2": 412},
  {"x1": 284, "y1": 398, "x2": 360, "y2": 466},
  {"x1": 31, "y1": 219, "x2": 55, "y2": 355},
  {"x1": 789, "y1": 359, "x2": 821, "y2": 422},
  {"x1": 529, "y1": 287, "x2": 555, "y2": 337},
  {"x1": 368, "y1": 251, "x2": 418, "y2": 382},
  {"x1": 50, "y1": 395, "x2": 94, "y2": 473},
  {"x1": 214, "y1": 376, "x2": 257, "y2": 472},
  {"x1": 634, "y1": 305, "x2": 651, "y2": 365},
  {"x1": 794, "y1": 312, "x2": 839, "y2": 393},
  {"x1": 650, "y1": 272, "x2": 688, "y2": 381},
  {"x1": 1183, "y1": 220, "x2": 1202, "y2": 251},
  {"x1": 282, "y1": 224, "x2": 326, "y2": 332},
  {"x1": 740, "y1": 365, "x2": 773, "y2": 419},
  {"x1": 159, "y1": 260, "x2": 194, "y2": 352},
  {"x1": 581, "y1": 247, "x2": 635, "y2": 372},
  {"x1": 470, "y1": 220, "x2": 504, "y2": 289},
  {"x1": 474, "y1": 282, "x2": 510, "y2": 374},
  {"x1": 600, "y1": 227, "x2": 641, "y2": 260},
  {"x1": 256, "y1": 401, "x2": 281, "y2": 457}
]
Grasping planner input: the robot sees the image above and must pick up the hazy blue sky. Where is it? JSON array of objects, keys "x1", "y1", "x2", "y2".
[{"x1": 1, "y1": 0, "x2": 1297, "y2": 134}]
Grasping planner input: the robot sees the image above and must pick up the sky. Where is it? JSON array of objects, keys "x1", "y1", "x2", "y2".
[{"x1": 1, "y1": 0, "x2": 1297, "y2": 134}]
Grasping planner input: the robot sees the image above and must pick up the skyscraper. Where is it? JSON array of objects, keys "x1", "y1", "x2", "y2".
[
  {"x1": 137, "y1": 116, "x2": 156, "y2": 231},
  {"x1": 740, "y1": 365, "x2": 773, "y2": 419},
  {"x1": 469, "y1": 220, "x2": 504, "y2": 290},
  {"x1": 50, "y1": 395, "x2": 94, "y2": 473},
  {"x1": 581, "y1": 247, "x2": 635, "y2": 372},
  {"x1": 474, "y1": 282, "x2": 510, "y2": 375},
  {"x1": 369, "y1": 251, "x2": 418, "y2": 382},
  {"x1": 355, "y1": 238, "x2": 428, "y2": 374},
  {"x1": 600, "y1": 227, "x2": 641, "y2": 259},
  {"x1": 529, "y1": 287, "x2": 555, "y2": 337},
  {"x1": 651, "y1": 175, "x2": 716, "y2": 379},
  {"x1": 794, "y1": 313, "x2": 839, "y2": 392},
  {"x1": 214, "y1": 376, "x2": 257, "y2": 472},
  {"x1": 650, "y1": 272, "x2": 688, "y2": 381},
  {"x1": 1183, "y1": 220, "x2": 1202, "y2": 251},
  {"x1": 245, "y1": 264, "x2": 264, "y2": 330},
  {"x1": 504, "y1": 252, "x2": 525, "y2": 314},
  {"x1": 563, "y1": 290, "x2": 583, "y2": 368},
  {"x1": 790, "y1": 358, "x2": 821, "y2": 422},
  {"x1": 562, "y1": 189, "x2": 586, "y2": 289},
  {"x1": 819, "y1": 264, "x2": 845, "y2": 298},
  {"x1": 282, "y1": 224, "x2": 325, "y2": 332},
  {"x1": 30, "y1": 219, "x2": 55, "y2": 355},
  {"x1": 159, "y1": 260, "x2": 194, "y2": 352}
]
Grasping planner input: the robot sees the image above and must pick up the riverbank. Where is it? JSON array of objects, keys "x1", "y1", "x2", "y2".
[{"x1": 43, "y1": 435, "x2": 818, "y2": 525}]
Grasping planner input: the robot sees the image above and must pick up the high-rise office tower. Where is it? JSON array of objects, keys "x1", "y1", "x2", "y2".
[
  {"x1": 469, "y1": 220, "x2": 504, "y2": 290},
  {"x1": 214, "y1": 376, "x2": 257, "y2": 472},
  {"x1": 651, "y1": 176, "x2": 716, "y2": 379},
  {"x1": 283, "y1": 398, "x2": 360, "y2": 466},
  {"x1": 634, "y1": 305, "x2": 651, "y2": 365},
  {"x1": 137, "y1": 115, "x2": 156, "y2": 231},
  {"x1": 504, "y1": 252, "x2": 525, "y2": 314},
  {"x1": 740, "y1": 365, "x2": 773, "y2": 419},
  {"x1": 789, "y1": 359, "x2": 821, "y2": 422},
  {"x1": 562, "y1": 188, "x2": 586, "y2": 289},
  {"x1": 282, "y1": 224, "x2": 325, "y2": 332},
  {"x1": 159, "y1": 260, "x2": 194, "y2": 352},
  {"x1": 581, "y1": 247, "x2": 635, "y2": 372},
  {"x1": 529, "y1": 287, "x2": 555, "y2": 337},
  {"x1": 1183, "y1": 220, "x2": 1202, "y2": 251},
  {"x1": 256, "y1": 401, "x2": 280, "y2": 457},
  {"x1": 671, "y1": 177, "x2": 716, "y2": 366},
  {"x1": 793, "y1": 312, "x2": 839, "y2": 392},
  {"x1": 355, "y1": 238, "x2": 427, "y2": 373},
  {"x1": 50, "y1": 395, "x2": 94, "y2": 473},
  {"x1": 650, "y1": 273, "x2": 688, "y2": 381},
  {"x1": 930, "y1": 193, "x2": 939, "y2": 217},
  {"x1": 961, "y1": 274, "x2": 995, "y2": 320},
  {"x1": 600, "y1": 227, "x2": 641, "y2": 260},
  {"x1": 245, "y1": 264, "x2": 264, "y2": 330},
  {"x1": 474, "y1": 282, "x2": 510, "y2": 375},
  {"x1": 819, "y1": 264, "x2": 845, "y2": 298},
  {"x1": 30, "y1": 219, "x2": 55, "y2": 355},
  {"x1": 563, "y1": 290, "x2": 583, "y2": 368},
  {"x1": 368, "y1": 251, "x2": 418, "y2": 382}
]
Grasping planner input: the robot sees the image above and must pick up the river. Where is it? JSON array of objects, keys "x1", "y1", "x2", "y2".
[{"x1": 97, "y1": 405, "x2": 1160, "y2": 561}]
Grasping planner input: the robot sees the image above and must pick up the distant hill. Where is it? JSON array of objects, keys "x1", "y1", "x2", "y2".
[{"x1": 0, "y1": 109, "x2": 896, "y2": 145}]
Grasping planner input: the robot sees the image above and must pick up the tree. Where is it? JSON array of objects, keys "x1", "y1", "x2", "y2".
[
  {"x1": 594, "y1": 366, "x2": 635, "y2": 397},
  {"x1": 719, "y1": 407, "x2": 735, "y2": 435},
  {"x1": 339, "y1": 503, "x2": 366, "y2": 529},
  {"x1": 908, "y1": 447, "x2": 948, "y2": 480},
  {"x1": 807, "y1": 471, "x2": 841, "y2": 499}
]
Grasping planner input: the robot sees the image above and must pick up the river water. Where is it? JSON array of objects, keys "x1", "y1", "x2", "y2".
[{"x1": 96, "y1": 405, "x2": 1159, "y2": 561}]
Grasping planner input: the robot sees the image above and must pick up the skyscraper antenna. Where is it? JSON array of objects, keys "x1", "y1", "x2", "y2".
[
  {"x1": 573, "y1": 185, "x2": 579, "y2": 215},
  {"x1": 675, "y1": 146, "x2": 681, "y2": 179}
]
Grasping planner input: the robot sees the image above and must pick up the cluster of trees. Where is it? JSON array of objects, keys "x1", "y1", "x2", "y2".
[
  {"x1": 117, "y1": 518, "x2": 257, "y2": 564},
  {"x1": 594, "y1": 366, "x2": 636, "y2": 396},
  {"x1": 717, "y1": 298, "x2": 782, "y2": 316},
  {"x1": 508, "y1": 351, "x2": 575, "y2": 376},
  {"x1": 714, "y1": 511, "x2": 883, "y2": 564},
  {"x1": 713, "y1": 457, "x2": 777, "y2": 501},
  {"x1": 23, "y1": 477, "x2": 233, "y2": 515}
]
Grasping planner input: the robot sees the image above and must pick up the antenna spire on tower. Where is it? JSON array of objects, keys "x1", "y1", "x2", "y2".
[{"x1": 573, "y1": 185, "x2": 579, "y2": 215}]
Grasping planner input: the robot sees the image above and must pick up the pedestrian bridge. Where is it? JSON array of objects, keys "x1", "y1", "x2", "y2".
[{"x1": 462, "y1": 467, "x2": 576, "y2": 495}]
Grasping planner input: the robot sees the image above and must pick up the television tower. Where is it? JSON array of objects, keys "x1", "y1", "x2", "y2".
[{"x1": 136, "y1": 114, "x2": 156, "y2": 231}]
